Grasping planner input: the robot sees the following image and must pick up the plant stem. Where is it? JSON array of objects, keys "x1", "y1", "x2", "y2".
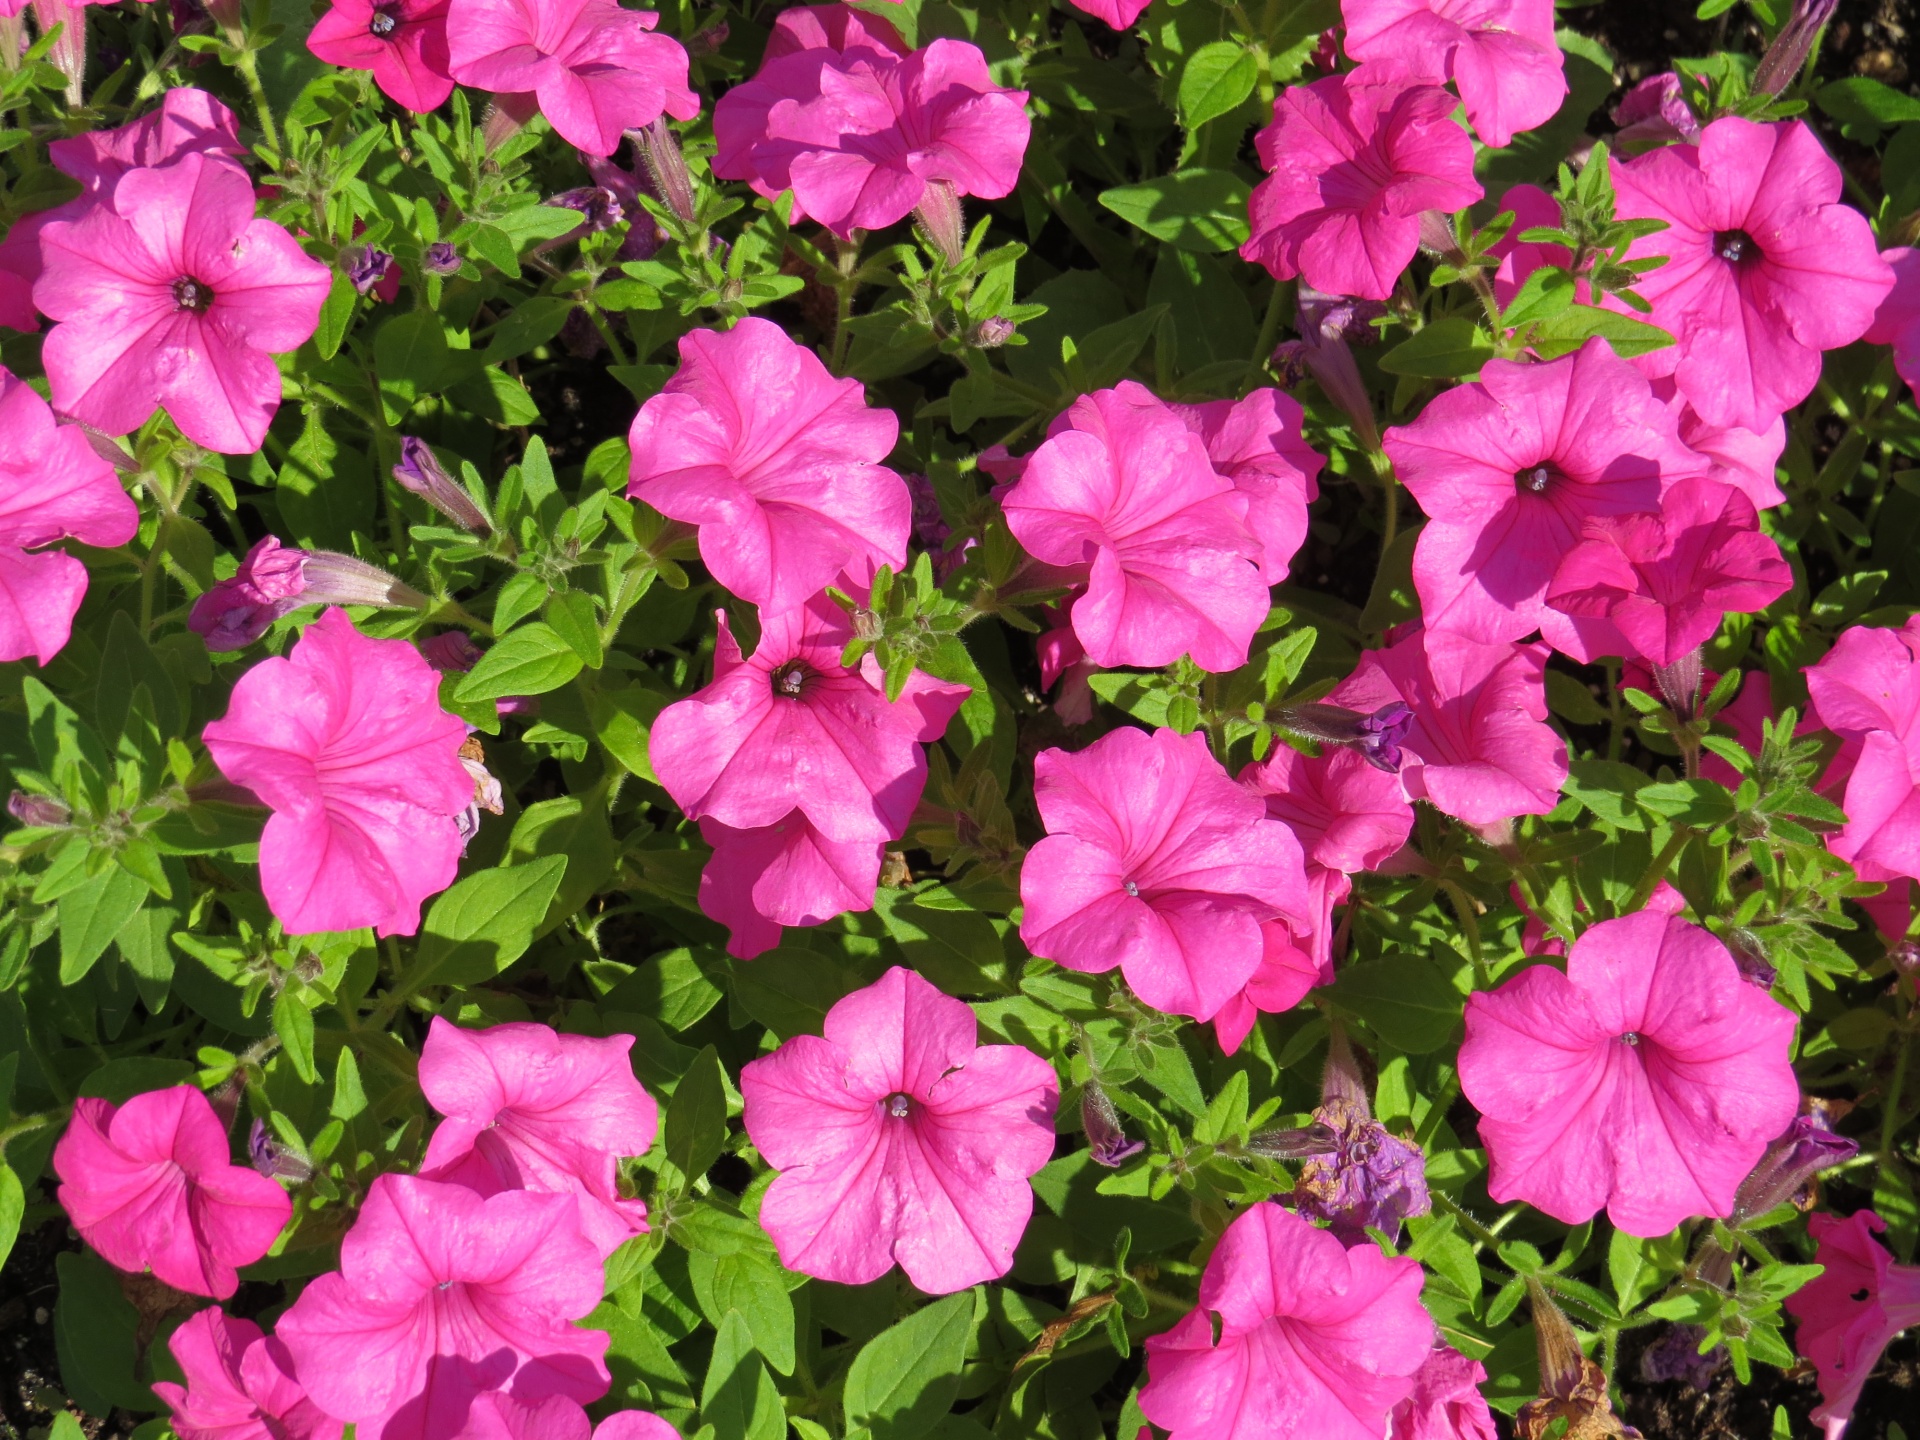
[
  {"x1": 231, "y1": 44, "x2": 282, "y2": 158},
  {"x1": 1245, "y1": 278, "x2": 1286, "y2": 395},
  {"x1": 1882, "y1": 1030, "x2": 1912, "y2": 1183},
  {"x1": 1629, "y1": 827, "x2": 1692, "y2": 911}
]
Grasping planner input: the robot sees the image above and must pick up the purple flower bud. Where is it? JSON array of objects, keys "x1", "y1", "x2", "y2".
[
  {"x1": 1731, "y1": 1108, "x2": 1859, "y2": 1224},
  {"x1": 971, "y1": 316, "x2": 1017, "y2": 348},
  {"x1": 393, "y1": 437, "x2": 491, "y2": 533},
  {"x1": 418, "y1": 630, "x2": 484, "y2": 673},
  {"x1": 548, "y1": 185, "x2": 624, "y2": 235},
  {"x1": 1613, "y1": 73, "x2": 1701, "y2": 145},
  {"x1": 1417, "y1": 209, "x2": 1463, "y2": 262},
  {"x1": 1082, "y1": 1082, "x2": 1145, "y2": 1167},
  {"x1": 1269, "y1": 340, "x2": 1312, "y2": 389},
  {"x1": 1296, "y1": 284, "x2": 1387, "y2": 348},
  {"x1": 188, "y1": 537, "x2": 427, "y2": 652},
  {"x1": 1638, "y1": 1325, "x2": 1727, "y2": 1391},
  {"x1": 247, "y1": 1118, "x2": 313, "y2": 1184},
  {"x1": 422, "y1": 241, "x2": 462, "y2": 276},
  {"x1": 1242, "y1": 1122, "x2": 1340, "y2": 1160},
  {"x1": 1279, "y1": 701, "x2": 1414, "y2": 772},
  {"x1": 344, "y1": 245, "x2": 396, "y2": 297},
  {"x1": 1723, "y1": 927, "x2": 1776, "y2": 989},
  {"x1": 631, "y1": 115, "x2": 697, "y2": 227},
  {"x1": 1281, "y1": 286, "x2": 1382, "y2": 449},
  {"x1": 1754, "y1": 0, "x2": 1839, "y2": 97},
  {"x1": 7, "y1": 791, "x2": 70, "y2": 827}
]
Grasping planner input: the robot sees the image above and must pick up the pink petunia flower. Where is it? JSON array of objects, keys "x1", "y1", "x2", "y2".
[
  {"x1": 201, "y1": 608, "x2": 473, "y2": 938},
  {"x1": 1242, "y1": 61, "x2": 1482, "y2": 302},
  {"x1": 1064, "y1": 0, "x2": 1152, "y2": 28},
  {"x1": 1035, "y1": 602, "x2": 1098, "y2": 725},
  {"x1": 154, "y1": 1308, "x2": 342, "y2": 1440},
  {"x1": 1805, "y1": 617, "x2": 1920, "y2": 887},
  {"x1": 53, "y1": 1086, "x2": 292, "y2": 1299},
  {"x1": 1019, "y1": 726, "x2": 1311, "y2": 1023},
  {"x1": 453, "y1": 1391, "x2": 681, "y2": 1440},
  {"x1": 1001, "y1": 382, "x2": 1269, "y2": 673},
  {"x1": 1458, "y1": 909, "x2": 1800, "y2": 1236},
  {"x1": 1543, "y1": 476, "x2": 1793, "y2": 666},
  {"x1": 1169, "y1": 388, "x2": 1325, "y2": 584},
  {"x1": 1388, "y1": 1343, "x2": 1498, "y2": 1440},
  {"x1": 417, "y1": 1018, "x2": 658, "y2": 1258},
  {"x1": 1609, "y1": 117, "x2": 1894, "y2": 433},
  {"x1": 1785, "y1": 1210, "x2": 1920, "y2": 1438},
  {"x1": 627, "y1": 318, "x2": 909, "y2": 614},
  {"x1": 1486, "y1": 183, "x2": 1572, "y2": 307},
  {"x1": 308, "y1": 0, "x2": 455, "y2": 114},
  {"x1": 739, "y1": 966, "x2": 1059, "y2": 1293},
  {"x1": 1613, "y1": 71, "x2": 1701, "y2": 146},
  {"x1": 35, "y1": 153, "x2": 331, "y2": 454},
  {"x1": 1656, "y1": 375, "x2": 1788, "y2": 511},
  {"x1": 1341, "y1": 0, "x2": 1566, "y2": 149},
  {"x1": 188, "y1": 536, "x2": 427, "y2": 652},
  {"x1": 445, "y1": 0, "x2": 698, "y2": 157},
  {"x1": 1139, "y1": 1200, "x2": 1433, "y2": 1440},
  {"x1": 649, "y1": 596, "x2": 967, "y2": 846},
  {"x1": 1868, "y1": 246, "x2": 1920, "y2": 400},
  {"x1": 696, "y1": 812, "x2": 883, "y2": 959},
  {"x1": 1385, "y1": 337, "x2": 1700, "y2": 645},
  {"x1": 0, "y1": 366, "x2": 139, "y2": 665},
  {"x1": 276, "y1": 1176, "x2": 610, "y2": 1440},
  {"x1": 1330, "y1": 625, "x2": 1569, "y2": 827}
]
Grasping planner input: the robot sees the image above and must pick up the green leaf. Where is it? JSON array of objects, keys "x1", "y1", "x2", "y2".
[
  {"x1": 844, "y1": 1291, "x2": 975, "y2": 1440},
  {"x1": 407, "y1": 856, "x2": 570, "y2": 989},
  {"x1": 313, "y1": 270, "x2": 357, "y2": 361},
  {"x1": 1637, "y1": 778, "x2": 1737, "y2": 828},
  {"x1": 666, "y1": 1044, "x2": 729, "y2": 1187},
  {"x1": 374, "y1": 309, "x2": 462, "y2": 404},
  {"x1": 1098, "y1": 169, "x2": 1252, "y2": 252},
  {"x1": 273, "y1": 989, "x2": 318, "y2": 1084},
  {"x1": 1527, "y1": 305, "x2": 1674, "y2": 361},
  {"x1": 58, "y1": 864, "x2": 149, "y2": 984},
  {"x1": 0, "y1": 1162, "x2": 22, "y2": 1273},
  {"x1": 1377, "y1": 317, "x2": 1497, "y2": 379},
  {"x1": 492, "y1": 203, "x2": 589, "y2": 246},
  {"x1": 1565, "y1": 760, "x2": 1652, "y2": 830},
  {"x1": 1817, "y1": 76, "x2": 1920, "y2": 140},
  {"x1": 456, "y1": 622, "x2": 585, "y2": 701},
  {"x1": 1329, "y1": 951, "x2": 1465, "y2": 1053},
  {"x1": 871, "y1": 886, "x2": 1008, "y2": 995},
  {"x1": 55, "y1": 1250, "x2": 156, "y2": 1414},
  {"x1": 689, "y1": 1247, "x2": 796, "y2": 1375},
  {"x1": 1500, "y1": 266, "x2": 1577, "y2": 329},
  {"x1": 1178, "y1": 43, "x2": 1259, "y2": 130},
  {"x1": 544, "y1": 590, "x2": 605, "y2": 668},
  {"x1": 607, "y1": 947, "x2": 725, "y2": 1031},
  {"x1": 331, "y1": 1046, "x2": 368, "y2": 1122},
  {"x1": 725, "y1": 948, "x2": 863, "y2": 1039},
  {"x1": 701, "y1": 1310, "x2": 785, "y2": 1440}
]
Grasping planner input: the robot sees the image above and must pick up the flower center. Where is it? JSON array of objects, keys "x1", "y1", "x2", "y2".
[
  {"x1": 1619, "y1": 1031, "x2": 1642, "y2": 1047},
  {"x1": 171, "y1": 276, "x2": 214, "y2": 314},
  {"x1": 437, "y1": 1279, "x2": 454, "y2": 1291},
  {"x1": 771, "y1": 660, "x2": 809, "y2": 698},
  {"x1": 1122, "y1": 878, "x2": 1140, "y2": 897},
  {"x1": 1714, "y1": 229, "x2": 1755, "y2": 265},
  {"x1": 1515, "y1": 464, "x2": 1556, "y2": 496},
  {"x1": 368, "y1": 7, "x2": 398, "y2": 36},
  {"x1": 884, "y1": 1092, "x2": 912, "y2": 1118}
]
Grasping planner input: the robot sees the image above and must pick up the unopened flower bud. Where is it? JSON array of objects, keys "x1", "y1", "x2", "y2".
[
  {"x1": 1754, "y1": 0, "x2": 1839, "y2": 97},
  {"x1": 631, "y1": 115, "x2": 698, "y2": 226},
  {"x1": 914, "y1": 179, "x2": 965, "y2": 267},
  {"x1": 1417, "y1": 209, "x2": 1463, "y2": 263},
  {"x1": 344, "y1": 245, "x2": 396, "y2": 297},
  {"x1": 1242, "y1": 1122, "x2": 1340, "y2": 1160},
  {"x1": 1731, "y1": 1108, "x2": 1858, "y2": 1224},
  {"x1": 418, "y1": 630, "x2": 484, "y2": 673},
  {"x1": 7, "y1": 791, "x2": 70, "y2": 827},
  {"x1": 1278, "y1": 701, "x2": 1415, "y2": 772},
  {"x1": 1723, "y1": 927, "x2": 1776, "y2": 989},
  {"x1": 247, "y1": 1119, "x2": 314, "y2": 1184},
  {"x1": 1651, "y1": 649, "x2": 1704, "y2": 720},
  {"x1": 422, "y1": 241, "x2": 463, "y2": 276},
  {"x1": 546, "y1": 186, "x2": 624, "y2": 238},
  {"x1": 188, "y1": 538, "x2": 429, "y2": 652},
  {"x1": 393, "y1": 437, "x2": 491, "y2": 533},
  {"x1": 970, "y1": 316, "x2": 1017, "y2": 348},
  {"x1": 1613, "y1": 73, "x2": 1701, "y2": 145},
  {"x1": 1081, "y1": 1082, "x2": 1145, "y2": 1167}
]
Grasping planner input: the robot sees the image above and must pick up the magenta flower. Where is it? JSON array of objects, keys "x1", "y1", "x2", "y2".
[
  {"x1": 1330, "y1": 626, "x2": 1568, "y2": 827},
  {"x1": 1036, "y1": 603, "x2": 1097, "y2": 725},
  {"x1": 1386, "y1": 338, "x2": 1699, "y2": 645},
  {"x1": 1543, "y1": 477, "x2": 1792, "y2": 667},
  {"x1": 1868, "y1": 246, "x2": 1920, "y2": 398},
  {"x1": 1785, "y1": 1211, "x2": 1920, "y2": 1437},
  {"x1": 1805, "y1": 618, "x2": 1920, "y2": 886},
  {"x1": 1140, "y1": 1201, "x2": 1433, "y2": 1440},
  {"x1": 418, "y1": 1018, "x2": 658, "y2": 1258},
  {"x1": 1389, "y1": 1343, "x2": 1498, "y2": 1440},
  {"x1": 35, "y1": 153, "x2": 331, "y2": 454},
  {"x1": 1613, "y1": 71, "x2": 1701, "y2": 145},
  {"x1": 1486, "y1": 183, "x2": 1571, "y2": 307},
  {"x1": 1242, "y1": 62, "x2": 1482, "y2": 301},
  {"x1": 308, "y1": 0, "x2": 455, "y2": 114},
  {"x1": 1805, "y1": 617, "x2": 1920, "y2": 749},
  {"x1": 627, "y1": 318, "x2": 909, "y2": 613},
  {"x1": 1019, "y1": 726, "x2": 1311, "y2": 1022},
  {"x1": 189, "y1": 536, "x2": 426, "y2": 652},
  {"x1": 0, "y1": 366, "x2": 139, "y2": 665},
  {"x1": 454, "y1": 1392, "x2": 679, "y2": 1440},
  {"x1": 201, "y1": 608, "x2": 473, "y2": 938},
  {"x1": 53, "y1": 1086, "x2": 291, "y2": 1299},
  {"x1": 697, "y1": 813, "x2": 883, "y2": 959},
  {"x1": 1064, "y1": 0, "x2": 1152, "y2": 27},
  {"x1": 650, "y1": 597, "x2": 967, "y2": 846},
  {"x1": 445, "y1": 0, "x2": 698, "y2": 157},
  {"x1": 1458, "y1": 910, "x2": 1800, "y2": 1236},
  {"x1": 739, "y1": 966, "x2": 1059, "y2": 1293},
  {"x1": 1341, "y1": 0, "x2": 1566, "y2": 148},
  {"x1": 1001, "y1": 382, "x2": 1268, "y2": 673},
  {"x1": 1610, "y1": 117, "x2": 1894, "y2": 432},
  {"x1": 1659, "y1": 376, "x2": 1787, "y2": 511},
  {"x1": 1170, "y1": 387, "x2": 1325, "y2": 584},
  {"x1": 154, "y1": 1308, "x2": 342, "y2": 1440},
  {"x1": 276, "y1": 1176, "x2": 610, "y2": 1440}
]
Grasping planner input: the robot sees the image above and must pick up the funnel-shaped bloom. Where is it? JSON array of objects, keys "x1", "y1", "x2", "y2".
[
  {"x1": 1330, "y1": 626, "x2": 1568, "y2": 826},
  {"x1": 189, "y1": 536, "x2": 427, "y2": 652},
  {"x1": 53, "y1": 1086, "x2": 291, "y2": 1299},
  {"x1": 1805, "y1": 617, "x2": 1920, "y2": 885},
  {"x1": 0, "y1": 366, "x2": 139, "y2": 664},
  {"x1": 418, "y1": 1019, "x2": 658, "y2": 1258},
  {"x1": 1140, "y1": 1201, "x2": 1433, "y2": 1440},
  {"x1": 1386, "y1": 338, "x2": 1699, "y2": 645},
  {"x1": 1242, "y1": 62, "x2": 1482, "y2": 301},
  {"x1": 1459, "y1": 910, "x2": 1800, "y2": 1236},
  {"x1": 650, "y1": 596, "x2": 967, "y2": 845},
  {"x1": 697, "y1": 812, "x2": 883, "y2": 959},
  {"x1": 202, "y1": 608, "x2": 472, "y2": 937},
  {"x1": 1868, "y1": 245, "x2": 1920, "y2": 398},
  {"x1": 1389, "y1": 1343, "x2": 1498, "y2": 1440},
  {"x1": 740, "y1": 966, "x2": 1058, "y2": 1292},
  {"x1": 1610, "y1": 117, "x2": 1894, "y2": 432},
  {"x1": 1020, "y1": 726, "x2": 1310, "y2": 1022},
  {"x1": 1341, "y1": 0, "x2": 1567, "y2": 148},
  {"x1": 277, "y1": 1176, "x2": 609, "y2": 1440},
  {"x1": 1002, "y1": 382, "x2": 1268, "y2": 673},
  {"x1": 628, "y1": 319, "x2": 909, "y2": 613},
  {"x1": 445, "y1": 0, "x2": 697, "y2": 156},
  {"x1": 155, "y1": 1308, "x2": 342, "y2": 1440},
  {"x1": 1786, "y1": 1210, "x2": 1920, "y2": 1437},
  {"x1": 35, "y1": 153, "x2": 331, "y2": 453},
  {"x1": 309, "y1": 0, "x2": 455, "y2": 113},
  {"x1": 1170, "y1": 388, "x2": 1324, "y2": 584}
]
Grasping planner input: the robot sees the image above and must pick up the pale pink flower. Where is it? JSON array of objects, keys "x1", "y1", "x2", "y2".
[
  {"x1": 1610, "y1": 117, "x2": 1894, "y2": 432},
  {"x1": 201, "y1": 608, "x2": 473, "y2": 938},
  {"x1": 154, "y1": 1308, "x2": 342, "y2": 1440},
  {"x1": 1656, "y1": 376, "x2": 1787, "y2": 511},
  {"x1": 1385, "y1": 338, "x2": 1699, "y2": 645},
  {"x1": 1330, "y1": 625, "x2": 1568, "y2": 826},
  {"x1": 1458, "y1": 909, "x2": 1800, "y2": 1236},
  {"x1": 1389, "y1": 1343, "x2": 1498, "y2": 1440},
  {"x1": 740, "y1": 966, "x2": 1059, "y2": 1292},
  {"x1": 1543, "y1": 477, "x2": 1792, "y2": 666},
  {"x1": 1242, "y1": 61, "x2": 1482, "y2": 301},
  {"x1": 649, "y1": 596, "x2": 967, "y2": 845},
  {"x1": 1019, "y1": 726, "x2": 1310, "y2": 1023},
  {"x1": 418, "y1": 1018, "x2": 658, "y2": 1258},
  {"x1": 308, "y1": 0, "x2": 455, "y2": 114},
  {"x1": 1001, "y1": 381, "x2": 1268, "y2": 673},
  {"x1": 1064, "y1": 0, "x2": 1152, "y2": 27},
  {"x1": 697, "y1": 812, "x2": 883, "y2": 959},
  {"x1": 1170, "y1": 388, "x2": 1325, "y2": 584},
  {"x1": 1342, "y1": 0, "x2": 1565, "y2": 148},
  {"x1": 627, "y1": 318, "x2": 909, "y2": 613},
  {"x1": 277, "y1": 1176, "x2": 610, "y2": 1440},
  {"x1": 445, "y1": 0, "x2": 698, "y2": 157},
  {"x1": 0, "y1": 365, "x2": 139, "y2": 665},
  {"x1": 1785, "y1": 1210, "x2": 1920, "y2": 1438},
  {"x1": 35, "y1": 153, "x2": 330, "y2": 454},
  {"x1": 1140, "y1": 1201, "x2": 1433, "y2": 1440},
  {"x1": 188, "y1": 536, "x2": 426, "y2": 652},
  {"x1": 53, "y1": 1086, "x2": 291, "y2": 1299}
]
